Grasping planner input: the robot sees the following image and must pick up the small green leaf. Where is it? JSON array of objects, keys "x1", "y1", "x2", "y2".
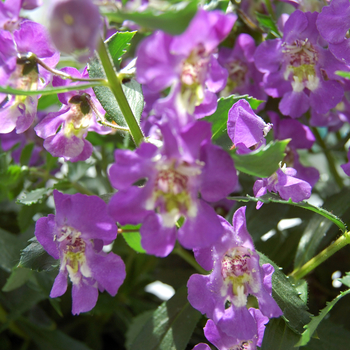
[
  {"x1": 203, "y1": 94, "x2": 265, "y2": 142},
  {"x1": 103, "y1": 1, "x2": 199, "y2": 35},
  {"x1": 19, "y1": 237, "x2": 58, "y2": 272},
  {"x1": 2, "y1": 267, "x2": 33, "y2": 292},
  {"x1": 0, "y1": 165, "x2": 26, "y2": 186},
  {"x1": 106, "y1": 31, "x2": 137, "y2": 67},
  {"x1": 230, "y1": 192, "x2": 347, "y2": 232},
  {"x1": 258, "y1": 252, "x2": 312, "y2": 334},
  {"x1": 121, "y1": 225, "x2": 146, "y2": 253},
  {"x1": 19, "y1": 143, "x2": 34, "y2": 166},
  {"x1": 88, "y1": 55, "x2": 144, "y2": 127},
  {"x1": 37, "y1": 93, "x2": 60, "y2": 110},
  {"x1": 296, "y1": 288, "x2": 350, "y2": 346},
  {"x1": 255, "y1": 12, "x2": 281, "y2": 38},
  {"x1": 339, "y1": 272, "x2": 350, "y2": 288},
  {"x1": 17, "y1": 188, "x2": 48, "y2": 206},
  {"x1": 230, "y1": 140, "x2": 289, "y2": 178},
  {"x1": 126, "y1": 286, "x2": 201, "y2": 350},
  {"x1": 0, "y1": 228, "x2": 25, "y2": 272}
]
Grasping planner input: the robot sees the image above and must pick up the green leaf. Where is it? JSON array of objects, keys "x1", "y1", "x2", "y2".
[
  {"x1": 230, "y1": 192, "x2": 347, "y2": 232},
  {"x1": 37, "y1": 93, "x2": 60, "y2": 110},
  {"x1": 0, "y1": 82, "x2": 106, "y2": 96},
  {"x1": 255, "y1": 12, "x2": 281, "y2": 38},
  {"x1": 103, "y1": 1, "x2": 199, "y2": 35},
  {"x1": 19, "y1": 143, "x2": 34, "y2": 166},
  {"x1": 261, "y1": 318, "x2": 301, "y2": 350},
  {"x1": 339, "y1": 272, "x2": 350, "y2": 288},
  {"x1": 126, "y1": 286, "x2": 201, "y2": 350},
  {"x1": 0, "y1": 165, "x2": 26, "y2": 186},
  {"x1": 203, "y1": 94, "x2": 265, "y2": 142},
  {"x1": 106, "y1": 31, "x2": 137, "y2": 67},
  {"x1": 18, "y1": 319, "x2": 93, "y2": 350},
  {"x1": 121, "y1": 224, "x2": 146, "y2": 253},
  {"x1": 88, "y1": 55, "x2": 144, "y2": 127},
  {"x1": 259, "y1": 252, "x2": 312, "y2": 334},
  {"x1": 0, "y1": 228, "x2": 25, "y2": 272},
  {"x1": 296, "y1": 288, "x2": 350, "y2": 346},
  {"x1": 230, "y1": 140, "x2": 289, "y2": 178},
  {"x1": 302, "y1": 319, "x2": 350, "y2": 350},
  {"x1": 16, "y1": 187, "x2": 48, "y2": 206},
  {"x1": 19, "y1": 237, "x2": 58, "y2": 272},
  {"x1": 2, "y1": 267, "x2": 33, "y2": 292},
  {"x1": 294, "y1": 188, "x2": 350, "y2": 268},
  {"x1": 17, "y1": 203, "x2": 42, "y2": 232}
]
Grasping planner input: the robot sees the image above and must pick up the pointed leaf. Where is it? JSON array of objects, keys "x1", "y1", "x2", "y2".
[
  {"x1": 16, "y1": 188, "x2": 48, "y2": 206},
  {"x1": 2, "y1": 267, "x2": 33, "y2": 292},
  {"x1": 126, "y1": 286, "x2": 201, "y2": 350},
  {"x1": 106, "y1": 31, "x2": 137, "y2": 67},
  {"x1": 296, "y1": 288, "x2": 350, "y2": 346},
  {"x1": 19, "y1": 237, "x2": 58, "y2": 272},
  {"x1": 121, "y1": 224, "x2": 146, "y2": 253},
  {"x1": 255, "y1": 12, "x2": 281, "y2": 38},
  {"x1": 258, "y1": 252, "x2": 312, "y2": 334},
  {"x1": 230, "y1": 140, "x2": 289, "y2": 178}
]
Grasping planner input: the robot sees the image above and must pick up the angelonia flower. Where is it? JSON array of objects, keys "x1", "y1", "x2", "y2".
[
  {"x1": 187, "y1": 207, "x2": 282, "y2": 341},
  {"x1": 49, "y1": 0, "x2": 102, "y2": 61},
  {"x1": 317, "y1": 0, "x2": 350, "y2": 65},
  {"x1": 255, "y1": 10, "x2": 348, "y2": 119},
  {"x1": 34, "y1": 67, "x2": 111, "y2": 162},
  {"x1": 227, "y1": 99, "x2": 272, "y2": 155},
  {"x1": 200, "y1": 308, "x2": 268, "y2": 350},
  {"x1": 218, "y1": 33, "x2": 267, "y2": 107},
  {"x1": 136, "y1": 8, "x2": 237, "y2": 118},
  {"x1": 35, "y1": 190, "x2": 126, "y2": 315},
  {"x1": 0, "y1": 20, "x2": 59, "y2": 134},
  {"x1": 108, "y1": 120, "x2": 237, "y2": 257},
  {"x1": 253, "y1": 162, "x2": 312, "y2": 209}
]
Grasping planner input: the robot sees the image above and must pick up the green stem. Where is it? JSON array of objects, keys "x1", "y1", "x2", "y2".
[
  {"x1": 264, "y1": 0, "x2": 276, "y2": 20},
  {"x1": 71, "y1": 182, "x2": 95, "y2": 196},
  {"x1": 173, "y1": 244, "x2": 208, "y2": 275},
  {"x1": 312, "y1": 127, "x2": 344, "y2": 189},
  {"x1": 97, "y1": 38, "x2": 144, "y2": 147},
  {"x1": 289, "y1": 230, "x2": 350, "y2": 281}
]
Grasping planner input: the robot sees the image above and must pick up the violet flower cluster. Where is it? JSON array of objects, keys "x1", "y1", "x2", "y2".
[{"x1": 5, "y1": 1, "x2": 350, "y2": 348}]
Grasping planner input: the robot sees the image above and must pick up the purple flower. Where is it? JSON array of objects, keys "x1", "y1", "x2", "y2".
[
  {"x1": 108, "y1": 121, "x2": 237, "y2": 257},
  {"x1": 0, "y1": 20, "x2": 59, "y2": 134},
  {"x1": 35, "y1": 190, "x2": 126, "y2": 315},
  {"x1": 253, "y1": 163, "x2": 312, "y2": 209},
  {"x1": 34, "y1": 67, "x2": 110, "y2": 162},
  {"x1": 227, "y1": 99, "x2": 272, "y2": 154},
  {"x1": 136, "y1": 8, "x2": 236, "y2": 117},
  {"x1": 255, "y1": 10, "x2": 347, "y2": 119},
  {"x1": 49, "y1": 0, "x2": 102, "y2": 61},
  {"x1": 316, "y1": 0, "x2": 350, "y2": 65},
  {"x1": 203, "y1": 308, "x2": 268, "y2": 350},
  {"x1": 218, "y1": 33, "x2": 267, "y2": 108},
  {"x1": 187, "y1": 207, "x2": 282, "y2": 340}
]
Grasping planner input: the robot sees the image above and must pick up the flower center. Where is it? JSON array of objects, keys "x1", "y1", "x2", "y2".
[
  {"x1": 146, "y1": 159, "x2": 203, "y2": 226},
  {"x1": 230, "y1": 340, "x2": 254, "y2": 350},
  {"x1": 180, "y1": 44, "x2": 210, "y2": 113},
  {"x1": 221, "y1": 247, "x2": 255, "y2": 307},
  {"x1": 282, "y1": 39, "x2": 319, "y2": 91},
  {"x1": 58, "y1": 226, "x2": 91, "y2": 284}
]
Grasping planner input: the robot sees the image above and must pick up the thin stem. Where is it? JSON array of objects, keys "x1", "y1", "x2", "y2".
[
  {"x1": 97, "y1": 37, "x2": 144, "y2": 147},
  {"x1": 86, "y1": 95, "x2": 130, "y2": 132},
  {"x1": 312, "y1": 127, "x2": 344, "y2": 189},
  {"x1": 264, "y1": 0, "x2": 276, "y2": 20},
  {"x1": 173, "y1": 244, "x2": 208, "y2": 275},
  {"x1": 71, "y1": 181, "x2": 95, "y2": 196},
  {"x1": 289, "y1": 230, "x2": 350, "y2": 281},
  {"x1": 34, "y1": 55, "x2": 106, "y2": 83}
]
